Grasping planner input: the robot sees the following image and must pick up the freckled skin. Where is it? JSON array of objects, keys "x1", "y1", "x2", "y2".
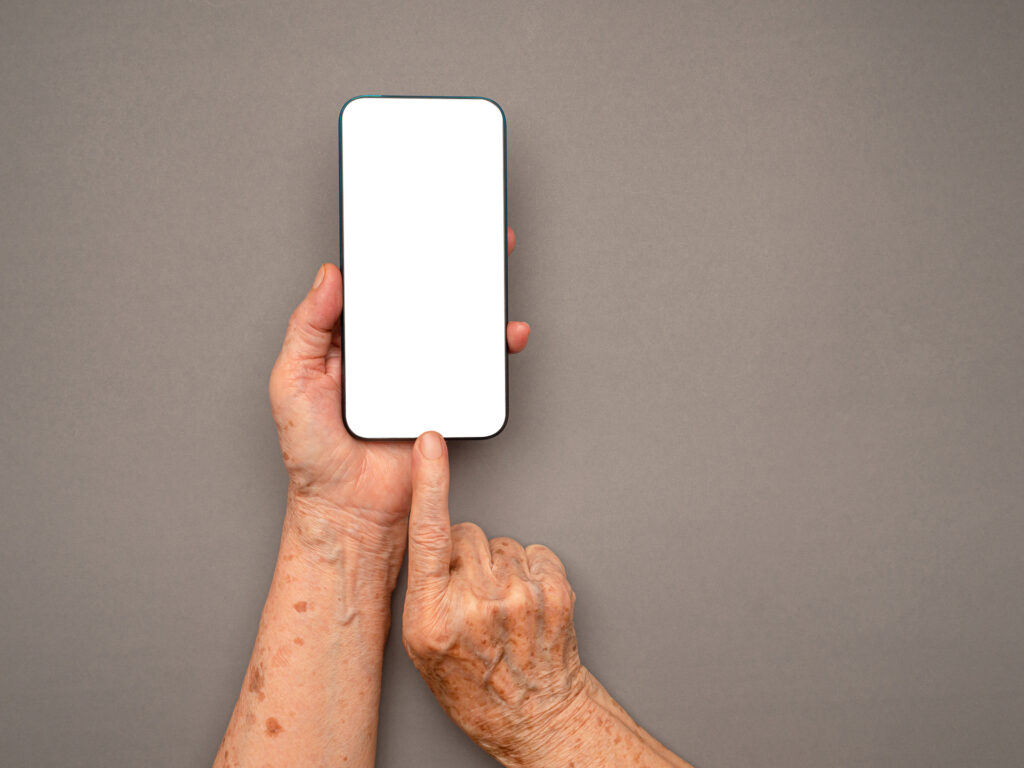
[
  {"x1": 403, "y1": 434, "x2": 692, "y2": 768},
  {"x1": 271, "y1": 644, "x2": 292, "y2": 668},
  {"x1": 212, "y1": 231, "x2": 534, "y2": 768},
  {"x1": 247, "y1": 662, "x2": 267, "y2": 702},
  {"x1": 248, "y1": 664, "x2": 264, "y2": 696},
  {"x1": 405, "y1": 526, "x2": 586, "y2": 760}
]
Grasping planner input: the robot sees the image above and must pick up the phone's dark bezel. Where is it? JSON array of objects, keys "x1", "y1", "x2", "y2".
[{"x1": 338, "y1": 94, "x2": 510, "y2": 441}]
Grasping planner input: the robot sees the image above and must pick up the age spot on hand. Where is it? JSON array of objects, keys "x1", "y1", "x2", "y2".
[
  {"x1": 271, "y1": 644, "x2": 292, "y2": 668},
  {"x1": 265, "y1": 717, "x2": 284, "y2": 737},
  {"x1": 247, "y1": 663, "x2": 264, "y2": 700},
  {"x1": 293, "y1": 637, "x2": 304, "y2": 645},
  {"x1": 293, "y1": 601, "x2": 308, "y2": 612}
]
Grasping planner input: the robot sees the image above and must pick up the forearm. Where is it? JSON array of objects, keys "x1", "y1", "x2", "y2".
[
  {"x1": 513, "y1": 669, "x2": 692, "y2": 768},
  {"x1": 214, "y1": 495, "x2": 404, "y2": 768}
]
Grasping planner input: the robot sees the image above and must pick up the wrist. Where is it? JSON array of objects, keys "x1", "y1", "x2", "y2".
[
  {"x1": 500, "y1": 669, "x2": 600, "y2": 768},
  {"x1": 506, "y1": 670, "x2": 685, "y2": 768},
  {"x1": 282, "y1": 487, "x2": 407, "y2": 593}
]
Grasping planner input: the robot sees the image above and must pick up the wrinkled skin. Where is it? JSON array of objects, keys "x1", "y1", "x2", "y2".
[
  {"x1": 215, "y1": 232, "x2": 532, "y2": 768},
  {"x1": 268, "y1": 227, "x2": 530, "y2": 541},
  {"x1": 402, "y1": 433, "x2": 591, "y2": 765},
  {"x1": 255, "y1": 230, "x2": 687, "y2": 768}
]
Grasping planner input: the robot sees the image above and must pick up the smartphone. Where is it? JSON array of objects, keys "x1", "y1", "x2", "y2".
[{"x1": 339, "y1": 95, "x2": 508, "y2": 440}]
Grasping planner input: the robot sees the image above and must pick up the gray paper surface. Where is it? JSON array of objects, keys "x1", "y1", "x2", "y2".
[{"x1": 1, "y1": 2, "x2": 1022, "y2": 766}]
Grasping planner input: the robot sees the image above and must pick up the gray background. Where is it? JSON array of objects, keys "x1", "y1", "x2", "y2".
[{"x1": 1, "y1": 1, "x2": 1022, "y2": 766}]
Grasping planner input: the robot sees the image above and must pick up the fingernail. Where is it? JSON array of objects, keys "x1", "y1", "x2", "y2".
[
  {"x1": 312, "y1": 264, "x2": 327, "y2": 289},
  {"x1": 419, "y1": 431, "x2": 443, "y2": 459}
]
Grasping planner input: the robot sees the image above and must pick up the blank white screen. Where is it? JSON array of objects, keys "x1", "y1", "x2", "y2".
[{"x1": 340, "y1": 97, "x2": 507, "y2": 439}]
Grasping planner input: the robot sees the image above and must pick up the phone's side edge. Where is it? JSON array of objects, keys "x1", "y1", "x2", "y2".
[{"x1": 482, "y1": 96, "x2": 510, "y2": 440}]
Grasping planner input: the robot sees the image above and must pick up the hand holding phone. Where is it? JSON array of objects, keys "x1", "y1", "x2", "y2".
[{"x1": 267, "y1": 234, "x2": 528, "y2": 536}]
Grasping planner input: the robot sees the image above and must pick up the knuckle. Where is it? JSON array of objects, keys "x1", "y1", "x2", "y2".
[
  {"x1": 286, "y1": 306, "x2": 306, "y2": 335},
  {"x1": 490, "y1": 535, "x2": 521, "y2": 549},
  {"x1": 284, "y1": 311, "x2": 324, "y2": 353},
  {"x1": 547, "y1": 550, "x2": 568, "y2": 573},
  {"x1": 411, "y1": 524, "x2": 449, "y2": 551},
  {"x1": 452, "y1": 521, "x2": 485, "y2": 540},
  {"x1": 416, "y1": 474, "x2": 448, "y2": 497},
  {"x1": 489, "y1": 536, "x2": 525, "y2": 563},
  {"x1": 545, "y1": 580, "x2": 575, "y2": 621},
  {"x1": 401, "y1": 618, "x2": 447, "y2": 657},
  {"x1": 525, "y1": 543, "x2": 553, "y2": 558},
  {"x1": 504, "y1": 580, "x2": 534, "y2": 617},
  {"x1": 401, "y1": 626, "x2": 430, "y2": 657},
  {"x1": 527, "y1": 543, "x2": 567, "y2": 572}
]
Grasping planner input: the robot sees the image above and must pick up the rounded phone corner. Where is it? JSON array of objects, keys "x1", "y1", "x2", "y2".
[
  {"x1": 338, "y1": 95, "x2": 375, "y2": 129},
  {"x1": 340, "y1": 404, "x2": 370, "y2": 442},
  {"x1": 472, "y1": 96, "x2": 506, "y2": 129},
  {"x1": 477, "y1": 404, "x2": 510, "y2": 440}
]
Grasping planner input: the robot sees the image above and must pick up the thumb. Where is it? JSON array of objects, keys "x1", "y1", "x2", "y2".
[
  {"x1": 407, "y1": 431, "x2": 452, "y2": 598},
  {"x1": 279, "y1": 263, "x2": 342, "y2": 365}
]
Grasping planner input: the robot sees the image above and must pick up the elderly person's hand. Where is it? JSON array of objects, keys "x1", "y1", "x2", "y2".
[
  {"x1": 401, "y1": 432, "x2": 692, "y2": 768},
  {"x1": 215, "y1": 235, "x2": 528, "y2": 768},
  {"x1": 268, "y1": 228, "x2": 529, "y2": 563}
]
